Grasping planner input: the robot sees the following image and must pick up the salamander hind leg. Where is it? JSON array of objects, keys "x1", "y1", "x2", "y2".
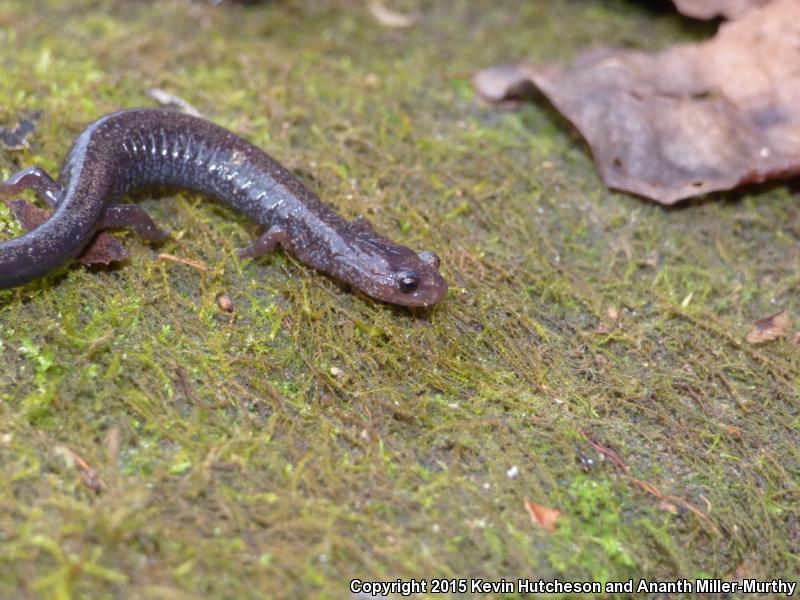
[
  {"x1": 0, "y1": 166, "x2": 62, "y2": 207},
  {"x1": 237, "y1": 225, "x2": 288, "y2": 260},
  {"x1": 100, "y1": 204, "x2": 168, "y2": 243}
]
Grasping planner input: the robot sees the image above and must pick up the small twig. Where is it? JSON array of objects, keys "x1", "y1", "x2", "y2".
[
  {"x1": 176, "y1": 366, "x2": 197, "y2": 404},
  {"x1": 158, "y1": 253, "x2": 208, "y2": 273},
  {"x1": 579, "y1": 429, "x2": 628, "y2": 472},
  {"x1": 579, "y1": 430, "x2": 718, "y2": 534},
  {"x1": 56, "y1": 446, "x2": 103, "y2": 494},
  {"x1": 625, "y1": 475, "x2": 719, "y2": 535}
]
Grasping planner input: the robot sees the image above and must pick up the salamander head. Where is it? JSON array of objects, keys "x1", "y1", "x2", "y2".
[{"x1": 339, "y1": 217, "x2": 447, "y2": 307}]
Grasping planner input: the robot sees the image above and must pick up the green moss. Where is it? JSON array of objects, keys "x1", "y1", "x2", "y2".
[{"x1": 0, "y1": 0, "x2": 798, "y2": 598}]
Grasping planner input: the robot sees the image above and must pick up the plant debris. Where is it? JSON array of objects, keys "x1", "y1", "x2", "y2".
[
  {"x1": 55, "y1": 446, "x2": 104, "y2": 494},
  {"x1": 217, "y1": 292, "x2": 234, "y2": 312},
  {"x1": 147, "y1": 88, "x2": 203, "y2": 118},
  {"x1": 0, "y1": 111, "x2": 42, "y2": 150},
  {"x1": 473, "y1": 0, "x2": 800, "y2": 204},
  {"x1": 672, "y1": 0, "x2": 774, "y2": 19},
  {"x1": 745, "y1": 310, "x2": 791, "y2": 344},
  {"x1": 523, "y1": 499, "x2": 560, "y2": 534},
  {"x1": 158, "y1": 252, "x2": 209, "y2": 272},
  {"x1": 6, "y1": 199, "x2": 129, "y2": 265},
  {"x1": 368, "y1": 1, "x2": 418, "y2": 29}
]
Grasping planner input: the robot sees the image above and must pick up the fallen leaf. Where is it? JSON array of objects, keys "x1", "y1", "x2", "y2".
[
  {"x1": 368, "y1": 1, "x2": 417, "y2": 28},
  {"x1": 6, "y1": 198, "x2": 48, "y2": 230},
  {"x1": 474, "y1": 0, "x2": 800, "y2": 204},
  {"x1": 78, "y1": 231, "x2": 130, "y2": 265},
  {"x1": 673, "y1": 0, "x2": 774, "y2": 19},
  {"x1": 473, "y1": 64, "x2": 540, "y2": 104},
  {"x1": 524, "y1": 499, "x2": 560, "y2": 534},
  {"x1": 6, "y1": 199, "x2": 129, "y2": 265},
  {"x1": 746, "y1": 310, "x2": 791, "y2": 344}
]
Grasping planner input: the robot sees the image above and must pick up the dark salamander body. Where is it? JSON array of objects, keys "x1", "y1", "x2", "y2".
[{"x1": 0, "y1": 109, "x2": 446, "y2": 307}]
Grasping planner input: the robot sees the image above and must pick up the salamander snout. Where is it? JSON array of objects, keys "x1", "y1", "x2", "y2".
[
  {"x1": 382, "y1": 250, "x2": 446, "y2": 307},
  {"x1": 341, "y1": 217, "x2": 447, "y2": 307}
]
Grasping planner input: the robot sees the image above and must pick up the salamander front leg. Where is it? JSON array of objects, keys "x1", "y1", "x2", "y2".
[
  {"x1": 100, "y1": 204, "x2": 168, "y2": 243},
  {"x1": 0, "y1": 166, "x2": 63, "y2": 207},
  {"x1": 237, "y1": 226, "x2": 288, "y2": 259}
]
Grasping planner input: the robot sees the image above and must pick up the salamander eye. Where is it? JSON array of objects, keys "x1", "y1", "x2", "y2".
[{"x1": 397, "y1": 272, "x2": 419, "y2": 294}]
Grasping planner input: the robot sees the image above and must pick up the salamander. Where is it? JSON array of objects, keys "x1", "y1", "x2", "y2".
[{"x1": 0, "y1": 109, "x2": 447, "y2": 307}]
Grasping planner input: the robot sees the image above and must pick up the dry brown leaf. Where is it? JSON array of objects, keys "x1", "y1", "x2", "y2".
[
  {"x1": 7, "y1": 198, "x2": 51, "y2": 231},
  {"x1": 746, "y1": 310, "x2": 791, "y2": 344},
  {"x1": 473, "y1": 0, "x2": 800, "y2": 204},
  {"x1": 673, "y1": 0, "x2": 774, "y2": 19},
  {"x1": 6, "y1": 199, "x2": 129, "y2": 265},
  {"x1": 78, "y1": 231, "x2": 130, "y2": 265},
  {"x1": 523, "y1": 499, "x2": 560, "y2": 534}
]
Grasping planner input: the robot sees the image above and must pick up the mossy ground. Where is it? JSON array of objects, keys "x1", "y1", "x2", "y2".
[{"x1": 0, "y1": 1, "x2": 798, "y2": 598}]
